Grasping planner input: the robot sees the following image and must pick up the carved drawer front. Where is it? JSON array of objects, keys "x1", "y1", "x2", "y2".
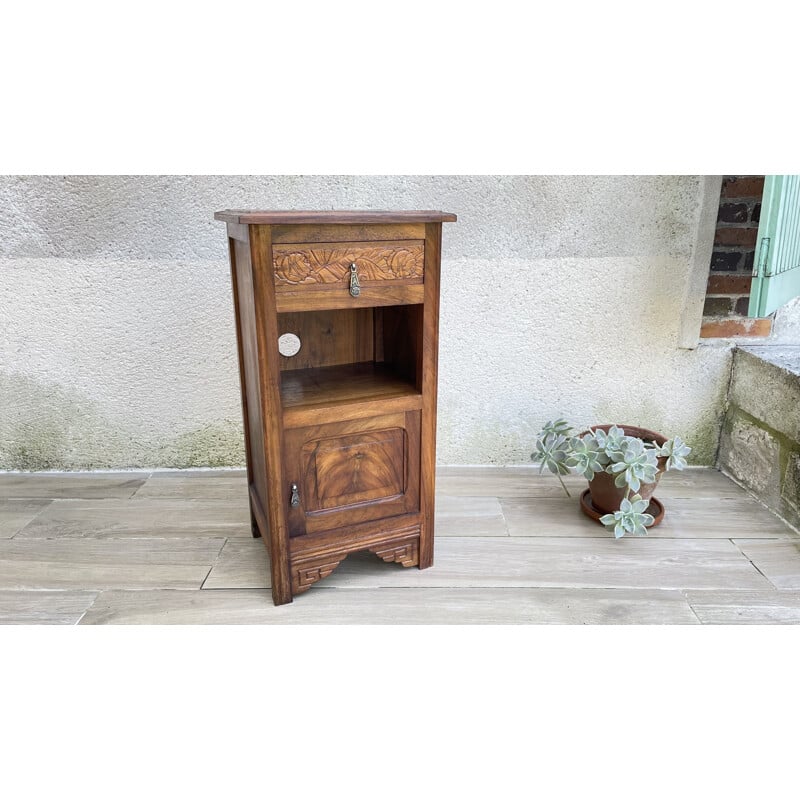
[
  {"x1": 272, "y1": 240, "x2": 425, "y2": 311},
  {"x1": 285, "y1": 411, "x2": 421, "y2": 538}
]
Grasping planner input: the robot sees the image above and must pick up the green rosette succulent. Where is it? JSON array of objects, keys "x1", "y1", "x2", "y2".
[
  {"x1": 566, "y1": 433, "x2": 603, "y2": 480},
  {"x1": 657, "y1": 436, "x2": 691, "y2": 471},
  {"x1": 531, "y1": 418, "x2": 691, "y2": 536},
  {"x1": 599, "y1": 495, "x2": 655, "y2": 538},
  {"x1": 607, "y1": 437, "x2": 659, "y2": 492}
]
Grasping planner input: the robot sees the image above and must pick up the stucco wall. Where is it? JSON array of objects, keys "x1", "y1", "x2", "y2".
[{"x1": 0, "y1": 175, "x2": 732, "y2": 469}]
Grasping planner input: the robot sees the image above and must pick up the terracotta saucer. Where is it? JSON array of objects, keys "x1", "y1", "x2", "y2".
[{"x1": 579, "y1": 488, "x2": 665, "y2": 528}]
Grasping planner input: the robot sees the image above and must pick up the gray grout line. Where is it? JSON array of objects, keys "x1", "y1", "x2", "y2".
[
  {"x1": 680, "y1": 590, "x2": 706, "y2": 625},
  {"x1": 199, "y1": 538, "x2": 229, "y2": 590},
  {"x1": 126, "y1": 472, "x2": 155, "y2": 500},
  {"x1": 8, "y1": 501, "x2": 54, "y2": 540},
  {"x1": 73, "y1": 592, "x2": 102, "y2": 626},
  {"x1": 728, "y1": 537, "x2": 779, "y2": 588}
]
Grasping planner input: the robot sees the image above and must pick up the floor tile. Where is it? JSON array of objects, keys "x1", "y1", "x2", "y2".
[
  {"x1": 132, "y1": 473, "x2": 248, "y2": 501},
  {"x1": 0, "y1": 500, "x2": 51, "y2": 538},
  {"x1": 0, "y1": 538, "x2": 225, "y2": 589},
  {"x1": 0, "y1": 590, "x2": 97, "y2": 624},
  {"x1": 16, "y1": 498, "x2": 250, "y2": 538},
  {"x1": 2, "y1": 467, "x2": 796, "y2": 623},
  {"x1": 436, "y1": 495, "x2": 508, "y2": 536},
  {"x1": 684, "y1": 590, "x2": 800, "y2": 623},
  {"x1": 436, "y1": 466, "x2": 582, "y2": 497},
  {"x1": 205, "y1": 536, "x2": 771, "y2": 591},
  {"x1": 501, "y1": 496, "x2": 794, "y2": 538},
  {"x1": 733, "y1": 539, "x2": 800, "y2": 589},
  {"x1": 203, "y1": 540, "x2": 269, "y2": 589},
  {"x1": 0, "y1": 473, "x2": 147, "y2": 499},
  {"x1": 80, "y1": 587, "x2": 699, "y2": 624},
  {"x1": 436, "y1": 466, "x2": 747, "y2": 500}
]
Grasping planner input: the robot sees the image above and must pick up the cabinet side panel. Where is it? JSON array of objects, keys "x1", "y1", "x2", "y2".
[
  {"x1": 233, "y1": 239, "x2": 268, "y2": 516},
  {"x1": 419, "y1": 223, "x2": 443, "y2": 569},
  {"x1": 250, "y1": 225, "x2": 293, "y2": 605}
]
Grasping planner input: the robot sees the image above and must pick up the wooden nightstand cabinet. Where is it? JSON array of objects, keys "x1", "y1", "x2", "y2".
[{"x1": 215, "y1": 210, "x2": 457, "y2": 605}]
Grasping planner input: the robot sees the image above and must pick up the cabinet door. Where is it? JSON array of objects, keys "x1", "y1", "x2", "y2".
[{"x1": 285, "y1": 411, "x2": 420, "y2": 537}]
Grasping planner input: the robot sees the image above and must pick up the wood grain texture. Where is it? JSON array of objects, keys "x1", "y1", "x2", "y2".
[
  {"x1": 272, "y1": 223, "x2": 426, "y2": 244},
  {"x1": 732, "y1": 539, "x2": 800, "y2": 588},
  {"x1": 203, "y1": 535, "x2": 771, "y2": 591},
  {"x1": 501, "y1": 496, "x2": 795, "y2": 538},
  {"x1": 368, "y1": 534, "x2": 419, "y2": 567},
  {"x1": 0, "y1": 538, "x2": 225, "y2": 589},
  {"x1": 204, "y1": 524, "x2": 423, "y2": 590},
  {"x1": 15, "y1": 498, "x2": 250, "y2": 539},
  {"x1": 249, "y1": 224, "x2": 293, "y2": 604},
  {"x1": 419, "y1": 223, "x2": 442, "y2": 569},
  {"x1": 275, "y1": 283, "x2": 424, "y2": 313},
  {"x1": 228, "y1": 236, "x2": 256, "y2": 537},
  {"x1": 131, "y1": 473, "x2": 249, "y2": 502},
  {"x1": 302, "y1": 427, "x2": 405, "y2": 511},
  {"x1": 214, "y1": 210, "x2": 457, "y2": 225},
  {"x1": 436, "y1": 466, "x2": 752, "y2": 499},
  {"x1": 233, "y1": 237, "x2": 268, "y2": 516},
  {"x1": 0, "y1": 500, "x2": 51, "y2": 538},
  {"x1": 221, "y1": 214, "x2": 451, "y2": 601},
  {"x1": 0, "y1": 473, "x2": 147, "y2": 499},
  {"x1": 277, "y1": 309, "x2": 374, "y2": 371},
  {"x1": 273, "y1": 240, "x2": 424, "y2": 286},
  {"x1": 284, "y1": 412, "x2": 419, "y2": 536},
  {"x1": 0, "y1": 590, "x2": 98, "y2": 624},
  {"x1": 291, "y1": 552, "x2": 348, "y2": 595},
  {"x1": 684, "y1": 590, "x2": 800, "y2": 623},
  {"x1": 225, "y1": 221, "x2": 249, "y2": 242},
  {"x1": 280, "y1": 363, "x2": 422, "y2": 428},
  {"x1": 78, "y1": 587, "x2": 698, "y2": 625},
  {"x1": 435, "y1": 496, "x2": 508, "y2": 536},
  {"x1": 320, "y1": 538, "x2": 772, "y2": 591},
  {"x1": 202, "y1": 539, "x2": 269, "y2": 589},
  {"x1": 3, "y1": 466, "x2": 798, "y2": 622}
]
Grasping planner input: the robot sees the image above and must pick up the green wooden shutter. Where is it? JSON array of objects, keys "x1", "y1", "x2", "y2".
[{"x1": 749, "y1": 175, "x2": 800, "y2": 317}]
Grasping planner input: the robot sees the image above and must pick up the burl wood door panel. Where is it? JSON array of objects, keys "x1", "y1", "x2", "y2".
[
  {"x1": 285, "y1": 411, "x2": 421, "y2": 537},
  {"x1": 305, "y1": 428, "x2": 405, "y2": 510}
]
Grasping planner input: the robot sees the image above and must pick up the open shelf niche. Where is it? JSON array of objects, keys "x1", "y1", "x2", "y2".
[{"x1": 277, "y1": 305, "x2": 423, "y2": 425}]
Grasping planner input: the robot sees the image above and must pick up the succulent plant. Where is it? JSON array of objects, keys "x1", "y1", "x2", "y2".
[
  {"x1": 657, "y1": 436, "x2": 691, "y2": 471},
  {"x1": 608, "y1": 437, "x2": 660, "y2": 492},
  {"x1": 531, "y1": 419, "x2": 692, "y2": 537},
  {"x1": 599, "y1": 495, "x2": 655, "y2": 538},
  {"x1": 531, "y1": 423, "x2": 573, "y2": 496},
  {"x1": 567, "y1": 433, "x2": 604, "y2": 480}
]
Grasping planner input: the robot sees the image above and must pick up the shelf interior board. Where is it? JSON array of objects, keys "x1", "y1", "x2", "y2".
[{"x1": 280, "y1": 362, "x2": 421, "y2": 411}]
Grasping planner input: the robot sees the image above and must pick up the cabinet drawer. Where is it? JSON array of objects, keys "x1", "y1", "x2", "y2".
[
  {"x1": 272, "y1": 240, "x2": 425, "y2": 311},
  {"x1": 285, "y1": 410, "x2": 420, "y2": 537}
]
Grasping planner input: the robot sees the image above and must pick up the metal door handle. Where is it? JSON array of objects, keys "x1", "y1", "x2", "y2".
[{"x1": 349, "y1": 263, "x2": 361, "y2": 297}]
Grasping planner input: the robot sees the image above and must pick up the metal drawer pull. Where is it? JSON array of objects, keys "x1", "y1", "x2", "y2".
[
  {"x1": 290, "y1": 483, "x2": 300, "y2": 508},
  {"x1": 349, "y1": 263, "x2": 361, "y2": 297}
]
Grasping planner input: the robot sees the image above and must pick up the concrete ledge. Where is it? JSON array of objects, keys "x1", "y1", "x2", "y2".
[
  {"x1": 729, "y1": 347, "x2": 800, "y2": 441},
  {"x1": 719, "y1": 346, "x2": 800, "y2": 529}
]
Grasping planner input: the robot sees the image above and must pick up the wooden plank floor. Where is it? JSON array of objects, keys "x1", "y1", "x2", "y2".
[{"x1": 0, "y1": 467, "x2": 798, "y2": 624}]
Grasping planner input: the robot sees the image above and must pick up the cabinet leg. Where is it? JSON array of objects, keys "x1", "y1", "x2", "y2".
[{"x1": 250, "y1": 510, "x2": 261, "y2": 538}]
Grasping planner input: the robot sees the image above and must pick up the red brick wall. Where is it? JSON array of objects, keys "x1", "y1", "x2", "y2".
[{"x1": 701, "y1": 175, "x2": 770, "y2": 338}]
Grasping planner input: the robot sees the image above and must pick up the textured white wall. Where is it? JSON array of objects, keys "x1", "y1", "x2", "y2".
[{"x1": 0, "y1": 176, "x2": 732, "y2": 469}]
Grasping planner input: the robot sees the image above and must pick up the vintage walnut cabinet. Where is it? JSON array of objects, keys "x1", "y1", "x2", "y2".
[{"x1": 215, "y1": 210, "x2": 457, "y2": 604}]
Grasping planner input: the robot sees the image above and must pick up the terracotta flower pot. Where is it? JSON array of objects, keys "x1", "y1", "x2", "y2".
[{"x1": 582, "y1": 424, "x2": 668, "y2": 514}]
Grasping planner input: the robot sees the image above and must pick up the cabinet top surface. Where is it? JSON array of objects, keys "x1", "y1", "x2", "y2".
[{"x1": 214, "y1": 209, "x2": 457, "y2": 225}]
